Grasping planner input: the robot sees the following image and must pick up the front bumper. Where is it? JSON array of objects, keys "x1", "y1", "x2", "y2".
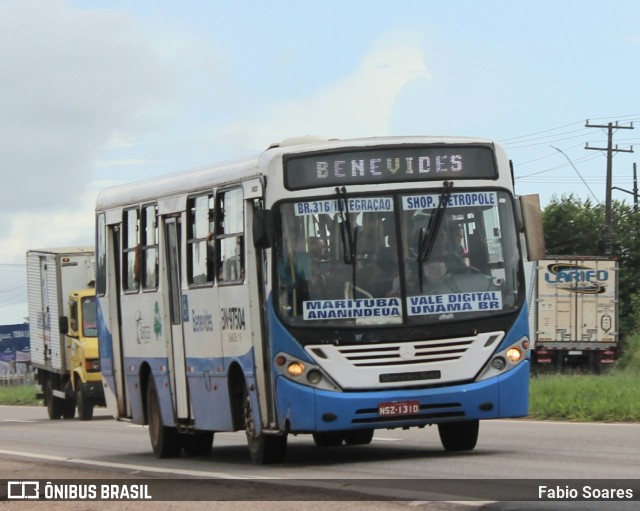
[{"x1": 276, "y1": 359, "x2": 529, "y2": 432}]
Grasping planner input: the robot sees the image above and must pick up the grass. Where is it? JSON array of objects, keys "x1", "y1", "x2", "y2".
[
  {"x1": 0, "y1": 383, "x2": 42, "y2": 406},
  {"x1": 529, "y1": 371, "x2": 640, "y2": 422}
]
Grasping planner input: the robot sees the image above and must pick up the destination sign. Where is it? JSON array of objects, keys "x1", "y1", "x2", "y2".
[{"x1": 284, "y1": 146, "x2": 497, "y2": 190}]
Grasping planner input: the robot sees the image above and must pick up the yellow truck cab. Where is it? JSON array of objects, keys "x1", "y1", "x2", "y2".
[{"x1": 61, "y1": 287, "x2": 104, "y2": 420}]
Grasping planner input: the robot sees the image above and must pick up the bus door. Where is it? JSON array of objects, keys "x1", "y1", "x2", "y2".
[
  {"x1": 163, "y1": 216, "x2": 190, "y2": 419},
  {"x1": 110, "y1": 224, "x2": 128, "y2": 416}
]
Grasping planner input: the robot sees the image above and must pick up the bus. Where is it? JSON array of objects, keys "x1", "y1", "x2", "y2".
[{"x1": 95, "y1": 136, "x2": 544, "y2": 463}]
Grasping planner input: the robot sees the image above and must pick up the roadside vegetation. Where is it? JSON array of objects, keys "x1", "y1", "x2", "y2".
[
  {"x1": 529, "y1": 329, "x2": 640, "y2": 422},
  {"x1": 0, "y1": 383, "x2": 41, "y2": 406},
  {"x1": 529, "y1": 371, "x2": 640, "y2": 422}
]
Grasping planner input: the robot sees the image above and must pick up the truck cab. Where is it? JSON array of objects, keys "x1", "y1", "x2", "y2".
[{"x1": 60, "y1": 288, "x2": 105, "y2": 420}]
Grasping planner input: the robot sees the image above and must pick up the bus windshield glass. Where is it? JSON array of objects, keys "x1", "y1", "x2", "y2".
[{"x1": 275, "y1": 189, "x2": 521, "y2": 327}]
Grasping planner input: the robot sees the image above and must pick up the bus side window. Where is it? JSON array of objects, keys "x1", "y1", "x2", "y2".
[
  {"x1": 187, "y1": 194, "x2": 215, "y2": 286},
  {"x1": 123, "y1": 208, "x2": 140, "y2": 292},
  {"x1": 141, "y1": 204, "x2": 159, "y2": 290},
  {"x1": 96, "y1": 213, "x2": 107, "y2": 296},
  {"x1": 216, "y1": 188, "x2": 244, "y2": 283}
]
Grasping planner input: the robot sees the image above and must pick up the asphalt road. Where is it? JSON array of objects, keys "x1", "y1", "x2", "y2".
[{"x1": 1, "y1": 405, "x2": 639, "y2": 510}]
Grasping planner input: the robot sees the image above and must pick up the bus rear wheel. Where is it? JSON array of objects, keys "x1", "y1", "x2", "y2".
[
  {"x1": 438, "y1": 420, "x2": 479, "y2": 452},
  {"x1": 147, "y1": 375, "x2": 181, "y2": 458},
  {"x1": 243, "y1": 386, "x2": 286, "y2": 464}
]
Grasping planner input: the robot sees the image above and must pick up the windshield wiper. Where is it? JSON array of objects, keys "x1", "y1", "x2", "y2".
[
  {"x1": 335, "y1": 186, "x2": 359, "y2": 296},
  {"x1": 417, "y1": 181, "x2": 453, "y2": 292}
]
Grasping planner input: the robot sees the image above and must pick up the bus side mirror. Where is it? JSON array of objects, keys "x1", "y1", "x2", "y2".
[
  {"x1": 253, "y1": 209, "x2": 273, "y2": 249},
  {"x1": 519, "y1": 194, "x2": 546, "y2": 261},
  {"x1": 59, "y1": 316, "x2": 69, "y2": 335}
]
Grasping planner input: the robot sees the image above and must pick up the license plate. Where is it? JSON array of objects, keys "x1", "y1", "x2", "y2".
[{"x1": 378, "y1": 400, "x2": 420, "y2": 417}]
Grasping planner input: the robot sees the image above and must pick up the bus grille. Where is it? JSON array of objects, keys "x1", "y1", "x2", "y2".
[{"x1": 332, "y1": 338, "x2": 476, "y2": 367}]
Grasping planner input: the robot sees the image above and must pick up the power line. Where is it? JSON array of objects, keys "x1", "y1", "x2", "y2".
[
  {"x1": 499, "y1": 115, "x2": 640, "y2": 145},
  {"x1": 499, "y1": 120, "x2": 585, "y2": 143},
  {"x1": 551, "y1": 145, "x2": 600, "y2": 203},
  {"x1": 585, "y1": 120, "x2": 635, "y2": 255}
]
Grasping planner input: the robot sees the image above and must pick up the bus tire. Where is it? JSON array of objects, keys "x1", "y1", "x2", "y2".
[
  {"x1": 76, "y1": 385, "x2": 94, "y2": 421},
  {"x1": 312, "y1": 432, "x2": 344, "y2": 447},
  {"x1": 45, "y1": 379, "x2": 63, "y2": 420},
  {"x1": 243, "y1": 386, "x2": 287, "y2": 464},
  {"x1": 147, "y1": 375, "x2": 181, "y2": 458},
  {"x1": 182, "y1": 432, "x2": 214, "y2": 457},
  {"x1": 438, "y1": 420, "x2": 479, "y2": 452},
  {"x1": 344, "y1": 429, "x2": 374, "y2": 446}
]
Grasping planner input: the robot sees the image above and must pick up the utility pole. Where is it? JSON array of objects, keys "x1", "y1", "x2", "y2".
[{"x1": 585, "y1": 120, "x2": 634, "y2": 255}]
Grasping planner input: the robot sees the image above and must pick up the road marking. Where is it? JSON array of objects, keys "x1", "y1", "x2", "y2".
[
  {"x1": 0, "y1": 448, "x2": 271, "y2": 480},
  {"x1": 1, "y1": 420, "x2": 38, "y2": 423},
  {"x1": 0, "y1": 448, "x2": 497, "y2": 504}
]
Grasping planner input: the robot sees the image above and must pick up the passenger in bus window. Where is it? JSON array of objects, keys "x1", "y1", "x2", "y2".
[
  {"x1": 277, "y1": 238, "x2": 311, "y2": 314},
  {"x1": 449, "y1": 224, "x2": 470, "y2": 266},
  {"x1": 207, "y1": 232, "x2": 215, "y2": 282}
]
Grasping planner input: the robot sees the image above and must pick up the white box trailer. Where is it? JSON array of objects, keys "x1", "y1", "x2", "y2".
[
  {"x1": 530, "y1": 257, "x2": 618, "y2": 371},
  {"x1": 27, "y1": 247, "x2": 101, "y2": 418}
]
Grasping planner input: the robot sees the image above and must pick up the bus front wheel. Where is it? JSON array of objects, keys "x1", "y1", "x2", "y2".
[
  {"x1": 243, "y1": 386, "x2": 286, "y2": 464},
  {"x1": 438, "y1": 420, "x2": 479, "y2": 452}
]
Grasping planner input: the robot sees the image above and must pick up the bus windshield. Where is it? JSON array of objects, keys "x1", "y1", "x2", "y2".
[{"x1": 275, "y1": 189, "x2": 521, "y2": 327}]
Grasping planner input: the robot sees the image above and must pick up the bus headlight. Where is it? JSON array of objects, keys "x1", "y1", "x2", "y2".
[
  {"x1": 287, "y1": 362, "x2": 305, "y2": 377},
  {"x1": 274, "y1": 352, "x2": 341, "y2": 391},
  {"x1": 477, "y1": 337, "x2": 529, "y2": 382},
  {"x1": 506, "y1": 347, "x2": 522, "y2": 363}
]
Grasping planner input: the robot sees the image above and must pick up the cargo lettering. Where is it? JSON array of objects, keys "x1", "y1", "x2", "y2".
[{"x1": 545, "y1": 269, "x2": 608, "y2": 284}]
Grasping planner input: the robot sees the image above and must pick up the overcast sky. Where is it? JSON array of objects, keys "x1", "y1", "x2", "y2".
[{"x1": 1, "y1": 0, "x2": 639, "y2": 324}]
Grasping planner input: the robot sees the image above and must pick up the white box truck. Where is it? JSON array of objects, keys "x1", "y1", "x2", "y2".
[
  {"x1": 529, "y1": 257, "x2": 618, "y2": 371},
  {"x1": 27, "y1": 247, "x2": 105, "y2": 419}
]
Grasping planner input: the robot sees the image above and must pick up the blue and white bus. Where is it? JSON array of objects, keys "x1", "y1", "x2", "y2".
[{"x1": 95, "y1": 136, "x2": 544, "y2": 463}]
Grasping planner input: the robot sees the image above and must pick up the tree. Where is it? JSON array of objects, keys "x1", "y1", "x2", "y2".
[{"x1": 541, "y1": 195, "x2": 603, "y2": 255}]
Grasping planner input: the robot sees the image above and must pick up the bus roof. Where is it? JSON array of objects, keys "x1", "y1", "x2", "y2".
[{"x1": 96, "y1": 135, "x2": 501, "y2": 211}]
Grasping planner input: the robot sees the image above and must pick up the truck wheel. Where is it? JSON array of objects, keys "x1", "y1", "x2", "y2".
[
  {"x1": 146, "y1": 375, "x2": 181, "y2": 458},
  {"x1": 438, "y1": 420, "x2": 479, "y2": 452},
  {"x1": 182, "y1": 432, "x2": 214, "y2": 456},
  {"x1": 76, "y1": 386, "x2": 94, "y2": 421},
  {"x1": 62, "y1": 396, "x2": 76, "y2": 419},
  {"x1": 243, "y1": 386, "x2": 286, "y2": 464},
  {"x1": 45, "y1": 379, "x2": 63, "y2": 420}
]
